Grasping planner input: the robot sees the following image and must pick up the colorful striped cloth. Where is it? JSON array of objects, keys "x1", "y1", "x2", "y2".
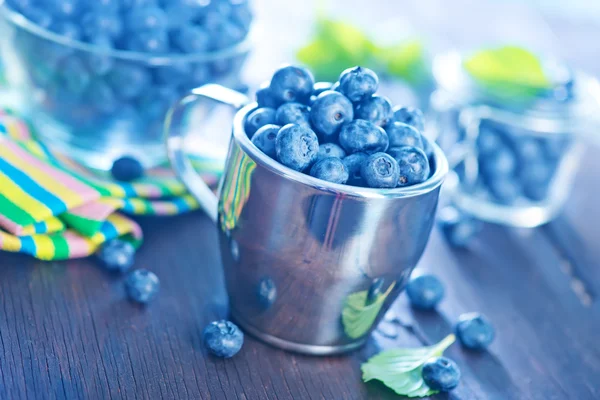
[{"x1": 0, "y1": 111, "x2": 222, "y2": 260}]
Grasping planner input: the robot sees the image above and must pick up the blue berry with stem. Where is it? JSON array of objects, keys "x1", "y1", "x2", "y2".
[
  {"x1": 125, "y1": 269, "x2": 160, "y2": 304},
  {"x1": 251, "y1": 124, "x2": 280, "y2": 158},
  {"x1": 354, "y1": 95, "x2": 393, "y2": 127},
  {"x1": 275, "y1": 102, "x2": 311, "y2": 128},
  {"x1": 111, "y1": 156, "x2": 144, "y2": 182},
  {"x1": 338, "y1": 66, "x2": 378, "y2": 103},
  {"x1": 244, "y1": 107, "x2": 277, "y2": 137},
  {"x1": 386, "y1": 122, "x2": 424, "y2": 149},
  {"x1": 455, "y1": 312, "x2": 495, "y2": 350},
  {"x1": 316, "y1": 143, "x2": 346, "y2": 161},
  {"x1": 422, "y1": 357, "x2": 461, "y2": 392},
  {"x1": 361, "y1": 152, "x2": 399, "y2": 188},
  {"x1": 343, "y1": 152, "x2": 368, "y2": 186},
  {"x1": 97, "y1": 239, "x2": 135, "y2": 272},
  {"x1": 309, "y1": 91, "x2": 354, "y2": 142},
  {"x1": 339, "y1": 119, "x2": 388, "y2": 155},
  {"x1": 275, "y1": 124, "x2": 319, "y2": 171},
  {"x1": 392, "y1": 106, "x2": 424, "y2": 132},
  {"x1": 405, "y1": 273, "x2": 444, "y2": 310},
  {"x1": 269, "y1": 65, "x2": 314, "y2": 104},
  {"x1": 309, "y1": 157, "x2": 349, "y2": 184},
  {"x1": 388, "y1": 146, "x2": 430, "y2": 187},
  {"x1": 203, "y1": 320, "x2": 244, "y2": 358}
]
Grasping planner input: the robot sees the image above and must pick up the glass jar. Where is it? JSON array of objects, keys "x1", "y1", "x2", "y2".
[
  {"x1": 0, "y1": 5, "x2": 253, "y2": 171},
  {"x1": 430, "y1": 51, "x2": 600, "y2": 227}
]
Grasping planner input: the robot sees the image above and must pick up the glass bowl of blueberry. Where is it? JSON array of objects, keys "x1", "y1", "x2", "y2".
[
  {"x1": 0, "y1": 0, "x2": 253, "y2": 170},
  {"x1": 430, "y1": 50, "x2": 600, "y2": 228}
]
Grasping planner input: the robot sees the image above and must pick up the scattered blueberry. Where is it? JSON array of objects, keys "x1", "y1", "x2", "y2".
[
  {"x1": 393, "y1": 106, "x2": 424, "y2": 132},
  {"x1": 388, "y1": 146, "x2": 430, "y2": 187},
  {"x1": 405, "y1": 273, "x2": 445, "y2": 310},
  {"x1": 309, "y1": 157, "x2": 349, "y2": 184},
  {"x1": 97, "y1": 239, "x2": 135, "y2": 272},
  {"x1": 309, "y1": 91, "x2": 354, "y2": 142},
  {"x1": 316, "y1": 143, "x2": 346, "y2": 161},
  {"x1": 269, "y1": 65, "x2": 314, "y2": 104},
  {"x1": 338, "y1": 66, "x2": 378, "y2": 103},
  {"x1": 275, "y1": 124, "x2": 319, "y2": 171},
  {"x1": 343, "y1": 152, "x2": 368, "y2": 186},
  {"x1": 244, "y1": 107, "x2": 277, "y2": 137},
  {"x1": 125, "y1": 269, "x2": 160, "y2": 303},
  {"x1": 354, "y1": 95, "x2": 393, "y2": 127},
  {"x1": 203, "y1": 320, "x2": 244, "y2": 358},
  {"x1": 275, "y1": 102, "x2": 311, "y2": 128},
  {"x1": 437, "y1": 206, "x2": 482, "y2": 248},
  {"x1": 111, "y1": 156, "x2": 144, "y2": 182},
  {"x1": 386, "y1": 122, "x2": 424, "y2": 149},
  {"x1": 455, "y1": 312, "x2": 495, "y2": 350},
  {"x1": 251, "y1": 124, "x2": 279, "y2": 158},
  {"x1": 339, "y1": 119, "x2": 389, "y2": 155},
  {"x1": 361, "y1": 152, "x2": 400, "y2": 188},
  {"x1": 422, "y1": 357, "x2": 461, "y2": 392}
]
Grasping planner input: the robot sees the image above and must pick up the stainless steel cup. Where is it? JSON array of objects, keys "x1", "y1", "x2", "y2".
[{"x1": 165, "y1": 84, "x2": 449, "y2": 355}]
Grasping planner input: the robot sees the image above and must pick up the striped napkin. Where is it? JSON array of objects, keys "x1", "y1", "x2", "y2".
[{"x1": 0, "y1": 110, "x2": 221, "y2": 260}]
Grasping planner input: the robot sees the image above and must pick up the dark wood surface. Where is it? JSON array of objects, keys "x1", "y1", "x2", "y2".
[{"x1": 2, "y1": 1, "x2": 600, "y2": 399}]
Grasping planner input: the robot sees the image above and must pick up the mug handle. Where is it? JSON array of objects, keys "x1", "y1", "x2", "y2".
[{"x1": 164, "y1": 84, "x2": 250, "y2": 223}]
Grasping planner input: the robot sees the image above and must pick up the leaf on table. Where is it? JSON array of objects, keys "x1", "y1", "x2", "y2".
[
  {"x1": 361, "y1": 334, "x2": 456, "y2": 398},
  {"x1": 378, "y1": 40, "x2": 427, "y2": 84},
  {"x1": 464, "y1": 45, "x2": 551, "y2": 97},
  {"x1": 342, "y1": 282, "x2": 395, "y2": 339}
]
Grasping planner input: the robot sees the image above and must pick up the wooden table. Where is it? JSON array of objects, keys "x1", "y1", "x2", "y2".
[{"x1": 1, "y1": 1, "x2": 600, "y2": 399}]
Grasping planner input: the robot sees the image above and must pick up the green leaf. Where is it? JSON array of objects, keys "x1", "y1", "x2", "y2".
[
  {"x1": 361, "y1": 334, "x2": 456, "y2": 398},
  {"x1": 464, "y1": 46, "x2": 551, "y2": 99},
  {"x1": 342, "y1": 282, "x2": 395, "y2": 339},
  {"x1": 378, "y1": 40, "x2": 427, "y2": 84}
]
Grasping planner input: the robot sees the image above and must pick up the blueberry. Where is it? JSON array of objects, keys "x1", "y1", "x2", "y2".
[
  {"x1": 361, "y1": 152, "x2": 399, "y2": 188},
  {"x1": 476, "y1": 127, "x2": 503, "y2": 157},
  {"x1": 309, "y1": 157, "x2": 349, "y2": 184},
  {"x1": 269, "y1": 65, "x2": 314, "y2": 104},
  {"x1": 437, "y1": 206, "x2": 482, "y2": 248},
  {"x1": 354, "y1": 95, "x2": 393, "y2": 127},
  {"x1": 338, "y1": 66, "x2": 378, "y2": 103},
  {"x1": 339, "y1": 120, "x2": 388, "y2": 155},
  {"x1": 455, "y1": 312, "x2": 495, "y2": 350},
  {"x1": 275, "y1": 102, "x2": 310, "y2": 128},
  {"x1": 542, "y1": 135, "x2": 571, "y2": 160},
  {"x1": 275, "y1": 124, "x2": 319, "y2": 171},
  {"x1": 49, "y1": 21, "x2": 81, "y2": 41},
  {"x1": 111, "y1": 156, "x2": 144, "y2": 182},
  {"x1": 244, "y1": 107, "x2": 277, "y2": 136},
  {"x1": 125, "y1": 269, "x2": 160, "y2": 304},
  {"x1": 60, "y1": 56, "x2": 91, "y2": 95},
  {"x1": 316, "y1": 143, "x2": 346, "y2": 161},
  {"x1": 343, "y1": 152, "x2": 368, "y2": 186},
  {"x1": 479, "y1": 147, "x2": 517, "y2": 179},
  {"x1": 5, "y1": 0, "x2": 33, "y2": 12},
  {"x1": 309, "y1": 91, "x2": 354, "y2": 142},
  {"x1": 97, "y1": 239, "x2": 135, "y2": 272},
  {"x1": 84, "y1": 35, "x2": 114, "y2": 75},
  {"x1": 127, "y1": 6, "x2": 168, "y2": 32},
  {"x1": 89, "y1": 0, "x2": 120, "y2": 11},
  {"x1": 154, "y1": 62, "x2": 191, "y2": 87},
  {"x1": 210, "y1": 21, "x2": 245, "y2": 50},
  {"x1": 257, "y1": 277, "x2": 277, "y2": 309},
  {"x1": 256, "y1": 83, "x2": 280, "y2": 108},
  {"x1": 21, "y1": 7, "x2": 53, "y2": 29},
  {"x1": 485, "y1": 177, "x2": 520, "y2": 205},
  {"x1": 137, "y1": 85, "x2": 179, "y2": 119},
  {"x1": 127, "y1": 30, "x2": 169, "y2": 53},
  {"x1": 251, "y1": 124, "x2": 279, "y2": 158},
  {"x1": 81, "y1": 11, "x2": 123, "y2": 40},
  {"x1": 172, "y1": 25, "x2": 210, "y2": 53},
  {"x1": 85, "y1": 80, "x2": 118, "y2": 113},
  {"x1": 107, "y1": 63, "x2": 151, "y2": 100},
  {"x1": 514, "y1": 137, "x2": 543, "y2": 161},
  {"x1": 44, "y1": 0, "x2": 79, "y2": 19},
  {"x1": 519, "y1": 162, "x2": 553, "y2": 201},
  {"x1": 386, "y1": 122, "x2": 424, "y2": 149},
  {"x1": 187, "y1": 63, "x2": 211, "y2": 87},
  {"x1": 203, "y1": 320, "x2": 244, "y2": 358},
  {"x1": 422, "y1": 357, "x2": 461, "y2": 392},
  {"x1": 392, "y1": 106, "x2": 424, "y2": 132},
  {"x1": 388, "y1": 146, "x2": 430, "y2": 187},
  {"x1": 229, "y1": 2, "x2": 253, "y2": 31},
  {"x1": 405, "y1": 274, "x2": 444, "y2": 310}
]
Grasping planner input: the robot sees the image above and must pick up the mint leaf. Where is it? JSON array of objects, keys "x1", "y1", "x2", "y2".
[
  {"x1": 342, "y1": 282, "x2": 395, "y2": 339},
  {"x1": 378, "y1": 40, "x2": 428, "y2": 84},
  {"x1": 362, "y1": 334, "x2": 456, "y2": 398}
]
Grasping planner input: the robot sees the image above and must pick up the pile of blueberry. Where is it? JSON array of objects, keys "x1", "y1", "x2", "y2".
[
  {"x1": 245, "y1": 65, "x2": 434, "y2": 188},
  {"x1": 466, "y1": 120, "x2": 571, "y2": 205},
  {"x1": 4, "y1": 0, "x2": 252, "y2": 132}
]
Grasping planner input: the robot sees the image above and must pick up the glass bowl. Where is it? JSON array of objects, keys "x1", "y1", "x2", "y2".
[
  {"x1": 430, "y1": 50, "x2": 600, "y2": 228},
  {"x1": 0, "y1": 4, "x2": 253, "y2": 170}
]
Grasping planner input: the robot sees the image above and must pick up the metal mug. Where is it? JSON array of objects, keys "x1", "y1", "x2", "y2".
[{"x1": 165, "y1": 84, "x2": 449, "y2": 355}]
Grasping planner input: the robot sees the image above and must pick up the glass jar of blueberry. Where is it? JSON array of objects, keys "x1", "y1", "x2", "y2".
[
  {"x1": 430, "y1": 51, "x2": 600, "y2": 227},
  {"x1": 0, "y1": 0, "x2": 253, "y2": 170}
]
